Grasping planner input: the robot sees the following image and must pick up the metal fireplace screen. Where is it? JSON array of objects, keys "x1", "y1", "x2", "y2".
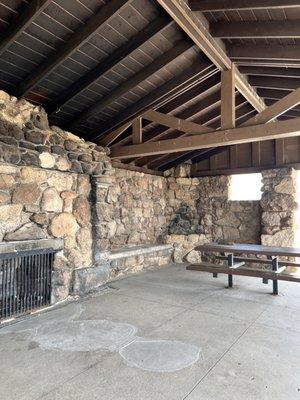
[{"x1": 0, "y1": 248, "x2": 55, "y2": 320}]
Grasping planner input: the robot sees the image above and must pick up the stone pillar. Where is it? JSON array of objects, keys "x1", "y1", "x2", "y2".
[
  {"x1": 261, "y1": 168, "x2": 297, "y2": 247},
  {"x1": 90, "y1": 171, "x2": 115, "y2": 262}
]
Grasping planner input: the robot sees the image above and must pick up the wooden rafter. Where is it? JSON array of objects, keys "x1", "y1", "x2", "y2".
[
  {"x1": 116, "y1": 75, "x2": 221, "y2": 147},
  {"x1": 146, "y1": 102, "x2": 253, "y2": 169},
  {"x1": 0, "y1": 0, "x2": 51, "y2": 57},
  {"x1": 242, "y1": 88, "x2": 300, "y2": 126},
  {"x1": 157, "y1": 0, "x2": 265, "y2": 112},
  {"x1": 99, "y1": 121, "x2": 132, "y2": 147},
  {"x1": 228, "y1": 44, "x2": 300, "y2": 61},
  {"x1": 249, "y1": 76, "x2": 300, "y2": 91},
  {"x1": 239, "y1": 66, "x2": 300, "y2": 79},
  {"x1": 69, "y1": 39, "x2": 193, "y2": 128},
  {"x1": 110, "y1": 117, "x2": 300, "y2": 159},
  {"x1": 15, "y1": 0, "x2": 131, "y2": 97},
  {"x1": 156, "y1": 87, "x2": 300, "y2": 169},
  {"x1": 211, "y1": 21, "x2": 300, "y2": 39},
  {"x1": 46, "y1": 16, "x2": 172, "y2": 115},
  {"x1": 92, "y1": 62, "x2": 217, "y2": 141},
  {"x1": 188, "y1": 0, "x2": 300, "y2": 11}
]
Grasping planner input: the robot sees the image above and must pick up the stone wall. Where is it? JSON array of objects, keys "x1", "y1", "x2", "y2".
[
  {"x1": 261, "y1": 168, "x2": 297, "y2": 247},
  {"x1": 165, "y1": 171, "x2": 261, "y2": 262},
  {"x1": 0, "y1": 163, "x2": 93, "y2": 302}
]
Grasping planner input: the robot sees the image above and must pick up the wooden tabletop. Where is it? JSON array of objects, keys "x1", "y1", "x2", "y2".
[{"x1": 195, "y1": 243, "x2": 300, "y2": 258}]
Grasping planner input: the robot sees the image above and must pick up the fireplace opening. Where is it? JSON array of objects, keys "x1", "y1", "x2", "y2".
[{"x1": 0, "y1": 248, "x2": 56, "y2": 321}]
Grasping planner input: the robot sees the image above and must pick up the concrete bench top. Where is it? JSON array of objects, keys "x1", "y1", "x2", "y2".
[
  {"x1": 98, "y1": 244, "x2": 173, "y2": 261},
  {"x1": 0, "y1": 238, "x2": 64, "y2": 255}
]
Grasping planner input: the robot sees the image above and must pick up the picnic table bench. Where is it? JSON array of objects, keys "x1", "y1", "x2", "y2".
[{"x1": 186, "y1": 243, "x2": 300, "y2": 295}]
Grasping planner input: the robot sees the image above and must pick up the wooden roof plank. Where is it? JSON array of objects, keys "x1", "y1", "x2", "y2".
[
  {"x1": 0, "y1": 0, "x2": 52, "y2": 57},
  {"x1": 68, "y1": 39, "x2": 193, "y2": 128},
  {"x1": 46, "y1": 15, "x2": 172, "y2": 115},
  {"x1": 15, "y1": 0, "x2": 132, "y2": 97}
]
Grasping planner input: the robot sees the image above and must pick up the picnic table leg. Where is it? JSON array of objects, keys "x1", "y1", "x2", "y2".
[
  {"x1": 227, "y1": 253, "x2": 233, "y2": 288},
  {"x1": 271, "y1": 256, "x2": 279, "y2": 295}
]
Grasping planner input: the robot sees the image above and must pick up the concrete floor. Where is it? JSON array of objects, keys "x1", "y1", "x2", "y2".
[{"x1": 0, "y1": 263, "x2": 300, "y2": 400}]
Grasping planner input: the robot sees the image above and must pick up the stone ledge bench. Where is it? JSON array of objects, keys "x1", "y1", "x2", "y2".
[{"x1": 73, "y1": 244, "x2": 174, "y2": 295}]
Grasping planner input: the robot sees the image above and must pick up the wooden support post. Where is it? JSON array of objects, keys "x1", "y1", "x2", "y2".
[
  {"x1": 132, "y1": 117, "x2": 142, "y2": 144},
  {"x1": 221, "y1": 66, "x2": 236, "y2": 130}
]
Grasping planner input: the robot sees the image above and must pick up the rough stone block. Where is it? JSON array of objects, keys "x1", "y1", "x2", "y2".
[{"x1": 73, "y1": 264, "x2": 110, "y2": 295}]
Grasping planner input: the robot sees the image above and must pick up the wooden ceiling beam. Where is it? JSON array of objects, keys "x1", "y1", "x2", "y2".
[
  {"x1": 92, "y1": 62, "x2": 217, "y2": 141},
  {"x1": 47, "y1": 16, "x2": 172, "y2": 115},
  {"x1": 143, "y1": 110, "x2": 214, "y2": 134},
  {"x1": 211, "y1": 21, "x2": 300, "y2": 39},
  {"x1": 257, "y1": 88, "x2": 293, "y2": 100},
  {"x1": 132, "y1": 118, "x2": 143, "y2": 144},
  {"x1": 242, "y1": 87, "x2": 300, "y2": 126},
  {"x1": 228, "y1": 44, "x2": 300, "y2": 61},
  {"x1": 221, "y1": 66, "x2": 235, "y2": 129},
  {"x1": 157, "y1": 0, "x2": 265, "y2": 112},
  {"x1": 188, "y1": 0, "x2": 300, "y2": 11},
  {"x1": 0, "y1": 0, "x2": 51, "y2": 57},
  {"x1": 249, "y1": 76, "x2": 300, "y2": 90},
  {"x1": 15, "y1": 0, "x2": 131, "y2": 97},
  {"x1": 100, "y1": 121, "x2": 132, "y2": 147},
  {"x1": 148, "y1": 102, "x2": 252, "y2": 169},
  {"x1": 110, "y1": 117, "x2": 300, "y2": 159},
  {"x1": 115, "y1": 75, "x2": 221, "y2": 147},
  {"x1": 239, "y1": 66, "x2": 300, "y2": 79}
]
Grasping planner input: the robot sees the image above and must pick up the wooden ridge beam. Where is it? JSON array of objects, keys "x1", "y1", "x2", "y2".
[
  {"x1": 110, "y1": 117, "x2": 300, "y2": 159},
  {"x1": 211, "y1": 20, "x2": 300, "y2": 39},
  {"x1": 47, "y1": 16, "x2": 172, "y2": 115},
  {"x1": 228, "y1": 44, "x2": 300, "y2": 61},
  {"x1": 157, "y1": 0, "x2": 265, "y2": 112},
  {"x1": 0, "y1": 0, "x2": 51, "y2": 57},
  {"x1": 249, "y1": 76, "x2": 300, "y2": 91},
  {"x1": 92, "y1": 62, "x2": 217, "y2": 141},
  {"x1": 15, "y1": 0, "x2": 131, "y2": 97},
  {"x1": 188, "y1": 0, "x2": 300, "y2": 11}
]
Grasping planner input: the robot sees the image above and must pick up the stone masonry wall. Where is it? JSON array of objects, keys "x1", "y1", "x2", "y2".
[
  {"x1": 165, "y1": 170, "x2": 261, "y2": 262},
  {"x1": 261, "y1": 167, "x2": 297, "y2": 247}
]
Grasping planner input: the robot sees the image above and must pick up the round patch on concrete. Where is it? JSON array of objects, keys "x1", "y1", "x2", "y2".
[
  {"x1": 35, "y1": 319, "x2": 137, "y2": 352},
  {"x1": 119, "y1": 339, "x2": 200, "y2": 372}
]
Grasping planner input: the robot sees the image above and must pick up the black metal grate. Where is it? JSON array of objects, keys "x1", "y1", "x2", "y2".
[{"x1": 0, "y1": 248, "x2": 55, "y2": 320}]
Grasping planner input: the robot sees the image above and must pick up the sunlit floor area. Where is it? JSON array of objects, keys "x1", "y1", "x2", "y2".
[{"x1": 1, "y1": 263, "x2": 299, "y2": 400}]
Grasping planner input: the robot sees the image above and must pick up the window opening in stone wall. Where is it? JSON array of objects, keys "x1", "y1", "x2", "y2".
[{"x1": 229, "y1": 173, "x2": 262, "y2": 201}]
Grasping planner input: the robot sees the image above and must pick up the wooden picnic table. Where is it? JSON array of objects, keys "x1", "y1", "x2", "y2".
[{"x1": 187, "y1": 242, "x2": 300, "y2": 295}]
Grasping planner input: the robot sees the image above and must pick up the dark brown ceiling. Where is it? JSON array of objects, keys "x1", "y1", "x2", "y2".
[{"x1": 0, "y1": 0, "x2": 299, "y2": 172}]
